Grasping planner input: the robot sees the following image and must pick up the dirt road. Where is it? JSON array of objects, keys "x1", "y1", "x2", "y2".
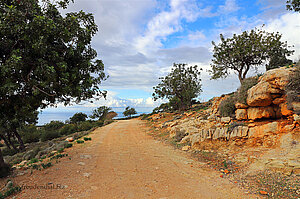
[{"x1": 15, "y1": 119, "x2": 259, "y2": 199}]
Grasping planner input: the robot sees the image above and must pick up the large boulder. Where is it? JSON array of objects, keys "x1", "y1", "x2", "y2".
[
  {"x1": 247, "y1": 67, "x2": 293, "y2": 107},
  {"x1": 247, "y1": 106, "x2": 275, "y2": 120}
]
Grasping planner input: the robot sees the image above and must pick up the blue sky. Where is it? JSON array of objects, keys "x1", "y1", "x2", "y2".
[{"x1": 38, "y1": 0, "x2": 300, "y2": 124}]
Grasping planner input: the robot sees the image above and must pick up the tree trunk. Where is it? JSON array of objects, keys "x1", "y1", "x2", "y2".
[
  {"x1": 6, "y1": 132, "x2": 18, "y2": 151},
  {"x1": 0, "y1": 149, "x2": 5, "y2": 168},
  {"x1": 0, "y1": 149, "x2": 10, "y2": 178},
  {"x1": 0, "y1": 134, "x2": 11, "y2": 149},
  {"x1": 13, "y1": 129, "x2": 25, "y2": 151}
]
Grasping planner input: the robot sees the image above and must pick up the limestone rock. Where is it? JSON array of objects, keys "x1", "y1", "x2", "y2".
[
  {"x1": 190, "y1": 133, "x2": 201, "y2": 146},
  {"x1": 294, "y1": 114, "x2": 300, "y2": 122},
  {"x1": 248, "y1": 122, "x2": 279, "y2": 138},
  {"x1": 273, "y1": 97, "x2": 285, "y2": 105},
  {"x1": 236, "y1": 109, "x2": 247, "y2": 120},
  {"x1": 230, "y1": 126, "x2": 249, "y2": 139},
  {"x1": 235, "y1": 103, "x2": 248, "y2": 109},
  {"x1": 221, "y1": 117, "x2": 231, "y2": 123},
  {"x1": 182, "y1": 145, "x2": 191, "y2": 151},
  {"x1": 66, "y1": 137, "x2": 74, "y2": 142},
  {"x1": 259, "y1": 67, "x2": 293, "y2": 90},
  {"x1": 279, "y1": 102, "x2": 293, "y2": 116},
  {"x1": 247, "y1": 106, "x2": 275, "y2": 120},
  {"x1": 247, "y1": 81, "x2": 273, "y2": 107}
]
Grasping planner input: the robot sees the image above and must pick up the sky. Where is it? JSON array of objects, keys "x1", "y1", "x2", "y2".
[{"x1": 38, "y1": 0, "x2": 300, "y2": 124}]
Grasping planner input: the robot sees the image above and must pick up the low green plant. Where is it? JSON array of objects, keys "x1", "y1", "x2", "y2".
[
  {"x1": 219, "y1": 95, "x2": 236, "y2": 117},
  {"x1": 76, "y1": 140, "x2": 84, "y2": 144},
  {"x1": 83, "y1": 137, "x2": 92, "y2": 141},
  {"x1": 40, "y1": 129, "x2": 61, "y2": 142},
  {"x1": 64, "y1": 143, "x2": 73, "y2": 148},
  {"x1": 19, "y1": 125, "x2": 41, "y2": 143},
  {"x1": 1, "y1": 148, "x2": 18, "y2": 156},
  {"x1": 235, "y1": 76, "x2": 259, "y2": 104},
  {"x1": 57, "y1": 148, "x2": 64, "y2": 153},
  {"x1": 59, "y1": 124, "x2": 78, "y2": 136},
  {"x1": 29, "y1": 158, "x2": 38, "y2": 164},
  {"x1": 41, "y1": 162, "x2": 52, "y2": 169},
  {"x1": 0, "y1": 184, "x2": 21, "y2": 199}
]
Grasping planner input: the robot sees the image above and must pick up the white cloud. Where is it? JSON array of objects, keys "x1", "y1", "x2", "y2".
[{"x1": 218, "y1": 0, "x2": 240, "y2": 14}]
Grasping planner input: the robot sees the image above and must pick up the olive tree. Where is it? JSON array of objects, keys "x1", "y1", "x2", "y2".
[
  {"x1": 69, "y1": 112, "x2": 88, "y2": 124},
  {"x1": 287, "y1": 0, "x2": 300, "y2": 12},
  {"x1": 123, "y1": 106, "x2": 137, "y2": 118},
  {"x1": 0, "y1": 0, "x2": 107, "y2": 176},
  {"x1": 152, "y1": 63, "x2": 202, "y2": 111},
  {"x1": 210, "y1": 29, "x2": 293, "y2": 83},
  {"x1": 90, "y1": 106, "x2": 112, "y2": 121}
]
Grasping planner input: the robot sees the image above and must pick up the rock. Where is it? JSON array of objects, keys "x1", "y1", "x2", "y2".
[
  {"x1": 207, "y1": 114, "x2": 216, "y2": 121},
  {"x1": 213, "y1": 127, "x2": 228, "y2": 139},
  {"x1": 279, "y1": 103, "x2": 293, "y2": 116},
  {"x1": 259, "y1": 67, "x2": 293, "y2": 90},
  {"x1": 248, "y1": 122, "x2": 279, "y2": 138},
  {"x1": 2, "y1": 180, "x2": 13, "y2": 192},
  {"x1": 247, "y1": 106, "x2": 275, "y2": 120},
  {"x1": 182, "y1": 146, "x2": 191, "y2": 151},
  {"x1": 66, "y1": 137, "x2": 74, "y2": 142},
  {"x1": 78, "y1": 162, "x2": 86, "y2": 166},
  {"x1": 294, "y1": 114, "x2": 300, "y2": 122},
  {"x1": 235, "y1": 103, "x2": 248, "y2": 109},
  {"x1": 190, "y1": 133, "x2": 201, "y2": 146},
  {"x1": 236, "y1": 109, "x2": 247, "y2": 120},
  {"x1": 273, "y1": 97, "x2": 285, "y2": 105},
  {"x1": 292, "y1": 102, "x2": 300, "y2": 113},
  {"x1": 247, "y1": 81, "x2": 273, "y2": 107},
  {"x1": 83, "y1": 172, "x2": 91, "y2": 178},
  {"x1": 221, "y1": 117, "x2": 231, "y2": 123},
  {"x1": 180, "y1": 135, "x2": 190, "y2": 144},
  {"x1": 282, "y1": 124, "x2": 295, "y2": 132},
  {"x1": 230, "y1": 126, "x2": 248, "y2": 139}
]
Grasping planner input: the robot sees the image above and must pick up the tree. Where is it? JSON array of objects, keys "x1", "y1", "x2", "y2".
[
  {"x1": 0, "y1": 0, "x2": 107, "y2": 176},
  {"x1": 69, "y1": 112, "x2": 88, "y2": 124},
  {"x1": 152, "y1": 63, "x2": 202, "y2": 111},
  {"x1": 210, "y1": 29, "x2": 293, "y2": 83},
  {"x1": 90, "y1": 106, "x2": 112, "y2": 121},
  {"x1": 123, "y1": 106, "x2": 137, "y2": 118},
  {"x1": 286, "y1": 0, "x2": 300, "y2": 12}
]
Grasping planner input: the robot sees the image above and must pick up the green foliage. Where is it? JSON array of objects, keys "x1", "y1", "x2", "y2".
[
  {"x1": 77, "y1": 121, "x2": 94, "y2": 132},
  {"x1": 219, "y1": 95, "x2": 236, "y2": 117},
  {"x1": 123, "y1": 106, "x2": 137, "y2": 118},
  {"x1": 59, "y1": 124, "x2": 78, "y2": 136},
  {"x1": 235, "y1": 76, "x2": 259, "y2": 104},
  {"x1": 0, "y1": 0, "x2": 107, "y2": 168},
  {"x1": 40, "y1": 129, "x2": 60, "y2": 142},
  {"x1": 286, "y1": 0, "x2": 300, "y2": 12},
  {"x1": 0, "y1": 182, "x2": 21, "y2": 198},
  {"x1": 2, "y1": 148, "x2": 18, "y2": 156},
  {"x1": 90, "y1": 106, "x2": 112, "y2": 120},
  {"x1": 44, "y1": 121, "x2": 65, "y2": 131},
  {"x1": 64, "y1": 143, "x2": 73, "y2": 148},
  {"x1": 83, "y1": 137, "x2": 92, "y2": 141},
  {"x1": 76, "y1": 140, "x2": 84, "y2": 144},
  {"x1": 19, "y1": 125, "x2": 40, "y2": 143},
  {"x1": 211, "y1": 29, "x2": 294, "y2": 83},
  {"x1": 69, "y1": 113, "x2": 88, "y2": 124},
  {"x1": 153, "y1": 63, "x2": 202, "y2": 111},
  {"x1": 41, "y1": 162, "x2": 52, "y2": 169}
]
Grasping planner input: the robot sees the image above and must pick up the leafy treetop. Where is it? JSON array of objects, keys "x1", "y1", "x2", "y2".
[
  {"x1": 286, "y1": 0, "x2": 300, "y2": 12},
  {"x1": 210, "y1": 29, "x2": 293, "y2": 83},
  {"x1": 123, "y1": 106, "x2": 137, "y2": 118},
  {"x1": 69, "y1": 112, "x2": 88, "y2": 124},
  {"x1": 90, "y1": 106, "x2": 112, "y2": 121},
  {"x1": 152, "y1": 63, "x2": 202, "y2": 111}
]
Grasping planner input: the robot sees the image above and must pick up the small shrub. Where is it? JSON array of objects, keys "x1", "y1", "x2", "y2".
[
  {"x1": 235, "y1": 76, "x2": 259, "y2": 104},
  {"x1": 2, "y1": 148, "x2": 18, "y2": 156},
  {"x1": 43, "y1": 121, "x2": 65, "y2": 131},
  {"x1": 219, "y1": 95, "x2": 236, "y2": 117},
  {"x1": 41, "y1": 162, "x2": 52, "y2": 169},
  {"x1": 57, "y1": 148, "x2": 64, "y2": 153},
  {"x1": 29, "y1": 158, "x2": 38, "y2": 164},
  {"x1": 76, "y1": 140, "x2": 84, "y2": 144},
  {"x1": 285, "y1": 66, "x2": 300, "y2": 112},
  {"x1": 83, "y1": 137, "x2": 91, "y2": 141},
  {"x1": 64, "y1": 143, "x2": 73, "y2": 148}
]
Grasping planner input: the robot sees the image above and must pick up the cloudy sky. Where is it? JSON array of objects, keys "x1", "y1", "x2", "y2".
[{"x1": 39, "y1": 0, "x2": 300, "y2": 124}]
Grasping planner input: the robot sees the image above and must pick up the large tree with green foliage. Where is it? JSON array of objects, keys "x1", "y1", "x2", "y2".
[
  {"x1": 90, "y1": 106, "x2": 112, "y2": 121},
  {"x1": 287, "y1": 0, "x2": 300, "y2": 12},
  {"x1": 210, "y1": 29, "x2": 293, "y2": 83},
  {"x1": 70, "y1": 112, "x2": 88, "y2": 124},
  {"x1": 0, "y1": 0, "x2": 107, "y2": 176},
  {"x1": 152, "y1": 63, "x2": 202, "y2": 111},
  {"x1": 123, "y1": 106, "x2": 137, "y2": 118}
]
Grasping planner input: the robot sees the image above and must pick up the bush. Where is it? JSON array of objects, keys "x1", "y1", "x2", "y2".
[
  {"x1": 83, "y1": 137, "x2": 91, "y2": 141},
  {"x1": 219, "y1": 95, "x2": 236, "y2": 117},
  {"x1": 2, "y1": 148, "x2": 18, "y2": 156},
  {"x1": 77, "y1": 121, "x2": 93, "y2": 132},
  {"x1": 40, "y1": 129, "x2": 60, "y2": 142},
  {"x1": 59, "y1": 124, "x2": 78, "y2": 136},
  {"x1": 76, "y1": 140, "x2": 84, "y2": 144},
  {"x1": 235, "y1": 76, "x2": 259, "y2": 104},
  {"x1": 20, "y1": 125, "x2": 41, "y2": 143},
  {"x1": 285, "y1": 66, "x2": 300, "y2": 112},
  {"x1": 43, "y1": 121, "x2": 65, "y2": 131},
  {"x1": 64, "y1": 143, "x2": 73, "y2": 148}
]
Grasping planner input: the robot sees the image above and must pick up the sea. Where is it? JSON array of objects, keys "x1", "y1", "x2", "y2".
[{"x1": 37, "y1": 111, "x2": 150, "y2": 125}]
